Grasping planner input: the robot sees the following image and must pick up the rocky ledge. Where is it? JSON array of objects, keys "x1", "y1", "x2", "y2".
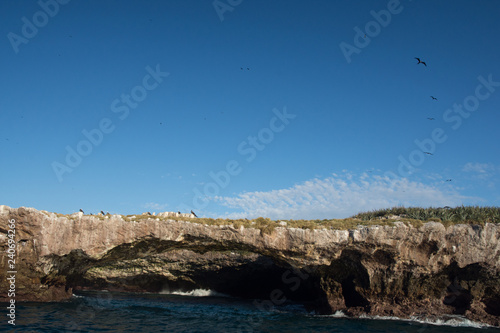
[{"x1": 1, "y1": 206, "x2": 499, "y2": 326}]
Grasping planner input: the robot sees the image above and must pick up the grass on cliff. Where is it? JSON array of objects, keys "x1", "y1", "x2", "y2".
[
  {"x1": 166, "y1": 206, "x2": 499, "y2": 233},
  {"x1": 352, "y1": 205, "x2": 500, "y2": 227},
  {"x1": 152, "y1": 215, "x2": 402, "y2": 235},
  {"x1": 73, "y1": 206, "x2": 499, "y2": 234}
]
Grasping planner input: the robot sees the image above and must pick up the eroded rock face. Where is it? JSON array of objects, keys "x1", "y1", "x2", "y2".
[{"x1": 0, "y1": 206, "x2": 499, "y2": 326}]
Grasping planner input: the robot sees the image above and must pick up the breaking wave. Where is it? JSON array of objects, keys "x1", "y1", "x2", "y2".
[
  {"x1": 161, "y1": 288, "x2": 229, "y2": 297},
  {"x1": 358, "y1": 313, "x2": 492, "y2": 329}
]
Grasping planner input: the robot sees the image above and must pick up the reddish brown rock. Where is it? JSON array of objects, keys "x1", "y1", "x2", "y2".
[{"x1": 0, "y1": 206, "x2": 499, "y2": 326}]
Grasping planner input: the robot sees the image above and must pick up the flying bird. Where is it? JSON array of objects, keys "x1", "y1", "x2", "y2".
[
  {"x1": 427, "y1": 117, "x2": 435, "y2": 120},
  {"x1": 191, "y1": 210, "x2": 198, "y2": 218},
  {"x1": 415, "y1": 57, "x2": 427, "y2": 66},
  {"x1": 446, "y1": 179, "x2": 452, "y2": 182},
  {"x1": 430, "y1": 96, "x2": 438, "y2": 100},
  {"x1": 424, "y1": 152, "x2": 433, "y2": 155}
]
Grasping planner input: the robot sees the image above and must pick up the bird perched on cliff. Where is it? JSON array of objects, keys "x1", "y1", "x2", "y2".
[
  {"x1": 415, "y1": 57, "x2": 427, "y2": 66},
  {"x1": 191, "y1": 210, "x2": 198, "y2": 218},
  {"x1": 100, "y1": 210, "x2": 105, "y2": 215},
  {"x1": 147, "y1": 212, "x2": 151, "y2": 215},
  {"x1": 79, "y1": 209, "x2": 84, "y2": 213}
]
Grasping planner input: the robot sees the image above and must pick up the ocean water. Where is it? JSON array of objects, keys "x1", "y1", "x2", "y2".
[{"x1": 1, "y1": 290, "x2": 497, "y2": 332}]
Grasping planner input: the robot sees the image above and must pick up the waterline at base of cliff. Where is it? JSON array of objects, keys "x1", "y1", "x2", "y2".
[{"x1": 0, "y1": 291, "x2": 496, "y2": 332}]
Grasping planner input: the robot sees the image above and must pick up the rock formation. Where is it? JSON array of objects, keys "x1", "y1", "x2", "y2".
[{"x1": 0, "y1": 206, "x2": 499, "y2": 326}]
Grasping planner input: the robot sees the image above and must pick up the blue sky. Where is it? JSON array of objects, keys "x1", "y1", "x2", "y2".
[{"x1": 1, "y1": 0, "x2": 499, "y2": 219}]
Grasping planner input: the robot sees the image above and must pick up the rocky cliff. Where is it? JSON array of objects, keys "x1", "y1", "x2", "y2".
[{"x1": 1, "y1": 206, "x2": 499, "y2": 326}]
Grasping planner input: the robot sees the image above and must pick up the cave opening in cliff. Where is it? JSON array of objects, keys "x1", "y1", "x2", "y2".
[
  {"x1": 327, "y1": 249, "x2": 372, "y2": 312},
  {"x1": 72, "y1": 250, "x2": 330, "y2": 313},
  {"x1": 443, "y1": 280, "x2": 472, "y2": 315},
  {"x1": 482, "y1": 296, "x2": 500, "y2": 316},
  {"x1": 179, "y1": 256, "x2": 325, "y2": 306},
  {"x1": 341, "y1": 276, "x2": 370, "y2": 309}
]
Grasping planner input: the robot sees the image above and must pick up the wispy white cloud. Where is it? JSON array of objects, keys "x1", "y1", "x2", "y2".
[
  {"x1": 462, "y1": 162, "x2": 497, "y2": 180},
  {"x1": 212, "y1": 173, "x2": 471, "y2": 219}
]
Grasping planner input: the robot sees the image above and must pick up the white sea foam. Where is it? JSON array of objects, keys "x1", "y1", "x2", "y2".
[
  {"x1": 315, "y1": 311, "x2": 492, "y2": 329},
  {"x1": 356, "y1": 313, "x2": 492, "y2": 329},
  {"x1": 162, "y1": 288, "x2": 229, "y2": 297},
  {"x1": 331, "y1": 310, "x2": 347, "y2": 318}
]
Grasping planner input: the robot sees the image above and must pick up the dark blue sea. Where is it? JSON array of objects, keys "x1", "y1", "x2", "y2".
[{"x1": 1, "y1": 290, "x2": 497, "y2": 332}]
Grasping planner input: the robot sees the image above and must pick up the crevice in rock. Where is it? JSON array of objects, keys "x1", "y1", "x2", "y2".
[
  {"x1": 373, "y1": 249, "x2": 395, "y2": 266},
  {"x1": 443, "y1": 279, "x2": 472, "y2": 315},
  {"x1": 482, "y1": 296, "x2": 500, "y2": 316},
  {"x1": 440, "y1": 262, "x2": 488, "y2": 315},
  {"x1": 323, "y1": 248, "x2": 371, "y2": 312},
  {"x1": 341, "y1": 276, "x2": 370, "y2": 309},
  {"x1": 417, "y1": 240, "x2": 439, "y2": 257}
]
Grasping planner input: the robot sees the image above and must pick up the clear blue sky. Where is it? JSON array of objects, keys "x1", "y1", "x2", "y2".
[{"x1": 1, "y1": 0, "x2": 499, "y2": 219}]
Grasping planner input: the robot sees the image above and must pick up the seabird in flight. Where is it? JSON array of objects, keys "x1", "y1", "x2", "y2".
[
  {"x1": 415, "y1": 57, "x2": 427, "y2": 66},
  {"x1": 431, "y1": 96, "x2": 437, "y2": 100},
  {"x1": 424, "y1": 152, "x2": 433, "y2": 155},
  {"x1": 427, "y1": 117, "x2": 435, "y2": 120}
]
